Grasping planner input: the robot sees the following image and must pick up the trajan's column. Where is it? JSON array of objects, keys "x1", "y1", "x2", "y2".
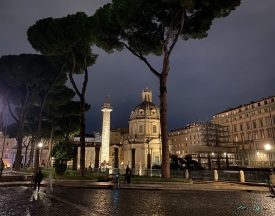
[{"x1": 101, "y1": 95, "x2": 112, "y2": 165}]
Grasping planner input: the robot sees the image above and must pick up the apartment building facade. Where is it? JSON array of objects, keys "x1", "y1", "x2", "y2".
[
  {"x1": 169, "y1": 124, "x2": 202, "y2": 157},
  {"x1": 212, "y1": 96, "x2": 275, "y2": 168},
  {"x1": 169, "y1": 123, "x2": 235, "y2": 169}
]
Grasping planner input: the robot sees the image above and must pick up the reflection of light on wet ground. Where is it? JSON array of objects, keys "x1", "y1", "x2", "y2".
[
  {"x1": 30, "y1": 191, "x2": 40, "y2": 201},
  {"x1": 25, "y1": 208, "x2": 31, "y2": 216},
  {"x1": 113, "y1": 190, "x2": 119, "y2": 203}
]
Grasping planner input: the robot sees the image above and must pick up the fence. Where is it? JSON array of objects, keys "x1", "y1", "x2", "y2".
[{"x1": 105, "y1": 168, "x2": 270, "y2": 183}]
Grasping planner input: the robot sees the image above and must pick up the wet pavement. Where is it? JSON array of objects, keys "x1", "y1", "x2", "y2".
[
  {"x1": 1, "y1": 170, "x2": 274, "y2": 215},
  {"x1": 0, "y1": 186, "x2": 275, "y2": 215}
]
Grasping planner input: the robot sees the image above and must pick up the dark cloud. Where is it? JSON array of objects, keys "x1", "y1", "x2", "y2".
[{"x1": 0, "y1": 0, "x2": 275, "y2": 133}]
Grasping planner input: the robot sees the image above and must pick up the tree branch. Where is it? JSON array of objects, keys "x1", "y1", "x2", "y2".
[
  {"x1": 68, "y1": 51, "x2": 81, "y2": 97},
  {"x1": 119, "y1": 41, "x2": 160, "y2": 79},
  {"x1": 167, "y1": 8, "x2": 185, "y2": 57}
]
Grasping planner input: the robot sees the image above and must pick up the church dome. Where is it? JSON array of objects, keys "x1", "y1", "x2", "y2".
[{"x1": 130, "y1": 87, "x2": 160, "y2": 120}]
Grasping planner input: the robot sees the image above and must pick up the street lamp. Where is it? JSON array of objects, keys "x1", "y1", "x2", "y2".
[
  {"x1": 34, "y1": 142, "x2": 43, "y2": 173},
  {"x1": 265, "y1": 144, "x2": 271, "y2": 168}
]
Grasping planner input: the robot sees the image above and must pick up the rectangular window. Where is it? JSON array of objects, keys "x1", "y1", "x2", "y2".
[
  {"x1": 247, "y1": 132, "x2": 252, "y2": 140},
  {"x1": 266, "y1": 117, "x2": 271, "y2": 126},
  {"x1": 260, "y1": 130, "x2": 265, "y2": 139},
  {"x1": 267, "y1": 128, "x2": 272, "y2": 138},
  {"x1": 254, "y1": 131, "x2": 258, "y2": 140},
  {"x1": 240, "y1": 124, "x2": 243, "y2": 131},
  {"x1": 258, "y1": 109, "x2": 261, "y2": 114},
  {"x1": 139, "y1": 125, "x2": 143, "y2": 133},
  {"x1": 259, "y1": 119, "x2": 263, "y2": 127},
  {"x1": 234, "y1": 134, "x2": 238, "y2": 142},
  {"x1": 253, "y1": 121, "x2": 257, "y2": 129},
  {"x1": 246, "y1": 122, "x2": 250, "y2": 130},
  {"x1": 258, "y1": 102, "x2": 261, "y2": 107},
  {"x1": 152, "y1": 125, "x2": 157, "y2": 133},
  {"x1": 252, "y1": 111, "x2": 255, "y2": 116},
  {"x1": 241, "y1": 134, "x2": 245, "y2": 141},
  {"x1": 154, "y1": 156, "x2": 159, "y2": 164},
  {"x1": 233, "y1": 116, "x2": 236, "y2": 120},
  {"x1": 239, "y1": 115, "x2": 242, "y2": 119},
  {"x1": 233, "y1": 125, "x2": 237, "y2": 132},
  {"x1": 264, "y1": 108, "x2": 268, "y2": 112}
]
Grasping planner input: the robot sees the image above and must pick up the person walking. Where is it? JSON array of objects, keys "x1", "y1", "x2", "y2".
[
  {"x1": 124, "y1": 165, "x2": 131, "y2": 186},
  {"x1": 0, "y1": 159, "x2": 4, "y2": 175},
  {"x1": 33, "y1": 169, "x2": 44, "y2": 192}
]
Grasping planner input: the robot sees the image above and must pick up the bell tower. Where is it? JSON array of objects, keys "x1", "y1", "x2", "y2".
[{"x1": 141, "y1": 86, "x2": 152, "y2": 102}]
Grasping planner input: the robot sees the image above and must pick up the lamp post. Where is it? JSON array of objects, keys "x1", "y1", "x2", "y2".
[
  {"x1": 265, "y1": 144, "x2": 271, "y2": 168},
  {"x1": 34, "y1": 142, "x2": 43, "y2": 173},
  {"x1": 38, "y1": 142, "x2": 43, "y2": 166}
]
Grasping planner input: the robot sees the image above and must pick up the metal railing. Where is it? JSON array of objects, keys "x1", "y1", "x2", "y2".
[
  {"x1": 94, "y1": 167, "x2": 270, "y2": 183},
  {"x1": 244, "y1": 171, "x2": 269, "y2": 183},
  {"x1": 189, "y1": 170, "x2": 214, "y2": 180}
]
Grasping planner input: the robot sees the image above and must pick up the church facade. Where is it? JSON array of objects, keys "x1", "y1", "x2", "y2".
[{"x1": 122, "y1": 87, "x2": 165, "y2": 169}]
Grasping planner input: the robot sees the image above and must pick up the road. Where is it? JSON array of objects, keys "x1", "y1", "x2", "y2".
[{"x1": 0, "y1": 186, "x2": 275, "y2": 215}]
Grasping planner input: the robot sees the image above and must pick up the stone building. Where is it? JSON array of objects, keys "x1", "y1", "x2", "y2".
[
  {"x1": 122, "y1": 87, "x2": 168, "y2": 169},
  {"x1": 212, "y1": 95, "x2": 275, "y2": 168},
  {"x1": 169, "y1": 124, "x2": 235, "y2": 170},
  {"x1": 0, "y1": 132, "x2": 16, "y2": 168}
]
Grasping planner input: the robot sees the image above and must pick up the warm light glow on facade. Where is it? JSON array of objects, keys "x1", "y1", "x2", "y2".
[{"x1": 101, "y1": 99, "x2": 112, "y2": 165}]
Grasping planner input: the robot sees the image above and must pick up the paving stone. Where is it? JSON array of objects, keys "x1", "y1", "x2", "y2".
[{"x1": 1, "y1": 186, "x2": 275, "y2": 215}]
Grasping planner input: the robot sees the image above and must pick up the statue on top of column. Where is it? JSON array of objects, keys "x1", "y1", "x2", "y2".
[{"x1": 106, "y1": 94, "x2": 111, "y2": 102}]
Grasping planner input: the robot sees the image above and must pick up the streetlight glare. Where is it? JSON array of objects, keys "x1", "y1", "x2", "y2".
[
  {"x1": 265, "y1": 144, "x2": 271, "y2": 151},
  {"x1": 38, "y1": 143, "x2": 43, "y2": 148}
]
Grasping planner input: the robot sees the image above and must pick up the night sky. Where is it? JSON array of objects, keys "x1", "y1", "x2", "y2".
[{"x1": 1, "y1": 1, "x2": 275, "y2": 134}]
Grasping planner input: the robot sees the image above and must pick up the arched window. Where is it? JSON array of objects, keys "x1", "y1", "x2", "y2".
[
  {"x1": 152, "y1": 125, "x2": 156, "y2": 133},
  {"x1": 139, "y1": 125, "x2": 143, "y2": 133}
]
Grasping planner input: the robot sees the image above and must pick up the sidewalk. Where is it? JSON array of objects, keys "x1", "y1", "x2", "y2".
[
  {"x1": 0, "y1": 170, "x2": 270, "y2": 192},
  {"x1": 0, "y1": 179, "x2": 270, "y2": 192}
]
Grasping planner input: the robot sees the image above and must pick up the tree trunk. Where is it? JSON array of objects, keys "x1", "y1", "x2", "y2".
[
  {"x1": 68, "y1": 53, "x2": 88, "y2": 177},
  {"x1": 46, "y1": 125, "x2": 55, "y2": 168},
  {"x1": 28, "y1": 136, "x2": 35, "y2": 168},
  {"x1": 79, "y1": 67, "x2": 89, "y2": 177},
  {"x1": 14, "y1": 112, "x2": 25, "y2": 170},
  {"x1": 79, "y1": 98, "x2": 86, "y2": 177},
  {"x1": 24, "y1": 145, "x2": 29, "y2": 167},
  {"x1": 159, "y1": 72, "x2": 170, "y2": 178}
]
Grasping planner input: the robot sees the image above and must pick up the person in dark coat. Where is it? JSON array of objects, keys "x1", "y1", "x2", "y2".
[
  {"x1": 124, "y1": 165, "x2": 131, "y2": 185},
  {"x1": 0, "y1": 159, "x2": 4, "y2": 175},
  {"x1": 33, "y1": 169, "x2": 44, "y2": 192}
]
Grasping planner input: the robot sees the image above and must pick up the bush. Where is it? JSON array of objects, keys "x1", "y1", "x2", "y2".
[{"x1": 55, "y1": 163, "x2": 67, "y2": 175}]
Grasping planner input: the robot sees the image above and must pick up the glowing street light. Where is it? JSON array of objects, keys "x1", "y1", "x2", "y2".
[{"x1": 265, "y1": 144, "x2": 271, "y2": 151}]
